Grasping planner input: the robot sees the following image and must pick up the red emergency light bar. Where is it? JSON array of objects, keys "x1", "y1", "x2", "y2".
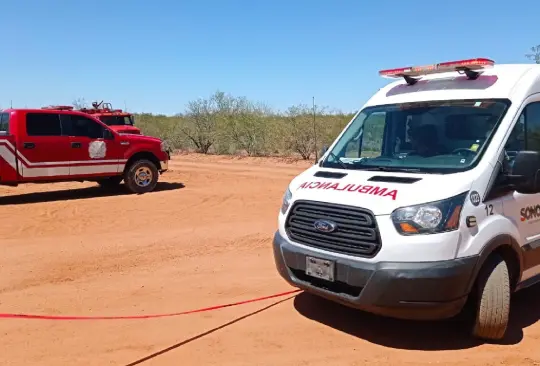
[
  {"x1": 80, "y1": 108, "x2": 127, "y2": 115},
  {"x1": 41, "y1": 105, "x2": 74, "y2": 111},
  {"x1": 379, "y1": 58, "x2": 494, "y2": 85}
]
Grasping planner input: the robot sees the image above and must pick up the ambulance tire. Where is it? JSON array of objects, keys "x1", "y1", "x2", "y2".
[
  {"x1": 470, "y1": 253, "x2": 510, "y2": 342},
  {"x1": 96, "y1": 176, "x2": 123, "y2": 189},
  {"x1": 124, "y1": 159, "x2": 159, "y2": 194}
]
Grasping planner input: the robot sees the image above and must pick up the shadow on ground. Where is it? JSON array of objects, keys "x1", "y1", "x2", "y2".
[
  {"x1": 122, "y1": 296, "x2": 295, "y2": 366},
  {"x1": 294, "y1": 283, "x2": 540, "y2": 351},
  {"x1": 0, "y1": 182, "x2": 185, "y2": 205}
]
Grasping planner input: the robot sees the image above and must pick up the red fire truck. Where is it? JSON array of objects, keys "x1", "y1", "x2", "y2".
[
  {"x1": 79, "y1": 101, "x2": 141, "y2": 135},
  {"x1": 45, "y1": 101, "x2": 141, "y2": 134},
  {"x1": 0, "y1": 107, "x2": 169, "y2": 193}
]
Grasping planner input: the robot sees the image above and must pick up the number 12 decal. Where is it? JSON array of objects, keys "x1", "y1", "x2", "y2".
[{"x1": 485, "y1": 204, "x2": 494, "y2": 216}]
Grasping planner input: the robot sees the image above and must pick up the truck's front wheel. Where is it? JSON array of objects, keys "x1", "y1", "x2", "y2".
[
  {"x1": 471, "y1": 253, "x2": 510, "y2": 341},
  {"x1": 124, "y1": 159, "x2": 159, "y2": 194}
]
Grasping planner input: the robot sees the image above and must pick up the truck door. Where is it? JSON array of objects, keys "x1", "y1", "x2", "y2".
[
  {"x1": 0, "y1": 111, "x2": 20, "y2": 183},
  {"x1": 60, "y1": 114, "x2": 125, "y2": 178},
  {"x1": 500, "y1": 98, "x2": 540, "y2": 281},
  {"x1": 18, "y1": 112, "x2": 72, "y2": 181}
]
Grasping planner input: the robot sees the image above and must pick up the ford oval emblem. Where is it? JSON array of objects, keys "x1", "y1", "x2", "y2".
[{"x1": 314, "y1": 219, "x2": 337, "y2": 233}]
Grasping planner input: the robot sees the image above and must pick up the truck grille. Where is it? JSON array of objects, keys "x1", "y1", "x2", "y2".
[{"x1": 285, "y1": 200, "x2": 381, "y2": 257}]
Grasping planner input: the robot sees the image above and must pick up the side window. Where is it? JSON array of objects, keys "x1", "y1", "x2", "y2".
[
  {"x1": 26, "y1": 113, "x2": 62, "y2": 136},
  {"x1": 505, "y1": 102, "x2": 540, "y2": 154},
  {"x1": 505, "y1": 113, "x2": 525, "y2": 155},
  {"x1": 526, "y1": 103, "x2": 540, "y2": 151},
  {"x1": 0, "y1": 113, "x2": 10, "y2": 133},
  {"x1": 503, "y1": 102, "x2": 540, "y2": 168},
  {"x1": 63, "y1": 115, "x2": 105, "y2": 139}
]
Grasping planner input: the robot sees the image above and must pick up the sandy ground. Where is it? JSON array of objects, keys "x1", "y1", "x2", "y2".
[{"x1": 1, "y1": 153, "x2": 540, "y2": 366}]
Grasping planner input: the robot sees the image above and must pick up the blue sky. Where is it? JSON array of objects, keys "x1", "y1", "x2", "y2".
[{"x1": 2, "y1": 0, "x2": 539, "y2": 115}]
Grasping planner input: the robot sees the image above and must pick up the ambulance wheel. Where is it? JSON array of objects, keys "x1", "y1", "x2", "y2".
[
  {"x1": 96, "y1": 176, "x2": 123, "y2": 189},
  {"x1": 124, "y1": 159, "x2": 159, "y2": 194},
  {"x1": 470, "y1": 253, "x2": 510, "y2": 341}
]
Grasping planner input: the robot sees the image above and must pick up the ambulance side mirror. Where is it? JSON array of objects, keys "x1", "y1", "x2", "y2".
[{"x1": 510, "y1": 151, "x2": 540, "y2": 194}]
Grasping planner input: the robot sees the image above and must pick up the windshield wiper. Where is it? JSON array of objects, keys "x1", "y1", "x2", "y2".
[
  {"x1": 362, "y1": 166, "x2": 422, "y2": 173},
  {"x1": 325, "y1": 152, "x2": 348, "y2": 170}
]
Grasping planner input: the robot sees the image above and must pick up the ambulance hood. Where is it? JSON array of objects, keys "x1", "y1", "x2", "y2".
[{"x1": 288, "y1": 165, "x2": 475, "y2": 216}]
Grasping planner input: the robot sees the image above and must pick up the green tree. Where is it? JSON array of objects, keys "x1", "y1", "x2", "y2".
[
  {"x1": 283, "y1": 104, "x2": 320, "y2": 160},
  {"x1": 181, "y1": 91, "x2": 231, "y2": 153},
  {"x1": 74, "y1": 91, "x2": 371, "y2": 160},
  {"x1": 72, "y1": 97, "x2": 88, "y2": 109},
  {"x1": 526, "y1": 45, "x2": 540, "y2": 64}
]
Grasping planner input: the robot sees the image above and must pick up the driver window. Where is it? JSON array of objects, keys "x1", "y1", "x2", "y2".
[
  {"x1": 505, "y1": 113, "x2": 525, "y2": 154},
  {"x1": 67, "y1": 115, "x2": 105, "y2": 139},
  {"x1": 502, "y1": 103, "x2": 540, "y2": 169},
  {"x1": 526, "y1": 102, "x2": 540, "y2": 151}
]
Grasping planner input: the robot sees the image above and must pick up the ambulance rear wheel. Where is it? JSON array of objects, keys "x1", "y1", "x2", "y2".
[
  {"x1": 124, "y1": 159, "x2": 159, "y2": 194},
  {"x1": 470, "y1": 253, "x2": 510, "y2": 341}
]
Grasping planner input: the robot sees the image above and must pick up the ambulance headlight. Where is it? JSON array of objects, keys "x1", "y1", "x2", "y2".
[
  {"x1": 391, "y1": 192, "x2": 468, "y2": 235},
  {"x1": 281, "y1": 187, "x2": 293, "y2": 214}
]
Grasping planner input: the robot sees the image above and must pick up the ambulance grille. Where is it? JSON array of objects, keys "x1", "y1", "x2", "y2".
[{"x1": 285, "y1": 200, "x2": 381, "y2": 257}]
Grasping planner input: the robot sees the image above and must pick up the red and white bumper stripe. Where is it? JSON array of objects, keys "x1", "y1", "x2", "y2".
[{"x1": 0, "y1": 141, "x2": 127, "y2": 178}]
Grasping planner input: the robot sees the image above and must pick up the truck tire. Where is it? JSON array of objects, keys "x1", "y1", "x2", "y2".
[
  {"x1": 471, "y1": 253, "x2": 510, "y2": 341},
  {"x1": 96, "y1": 176, "x2": 123, "y2": 189},
  {"x1": 124, "y1": 159, "x2": 159, "y2": 194}
]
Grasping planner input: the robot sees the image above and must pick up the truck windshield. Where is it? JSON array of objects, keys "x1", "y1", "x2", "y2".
[
  {"x1": 99, "y1": 115, "x2": 134, "y2": 126},
  {"x1": 320, "y1": 99, "x2": 511, "y2": 173}
]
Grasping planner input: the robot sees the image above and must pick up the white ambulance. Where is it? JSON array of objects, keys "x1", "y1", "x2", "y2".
[{"x1": 273, "y1": 58, "x2": 540, "y2": 341}]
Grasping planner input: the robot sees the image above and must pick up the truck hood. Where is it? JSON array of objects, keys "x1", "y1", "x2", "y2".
[
  {"x1": 110, "y1": 125, "x2": 141, "y2": 134},
  {"x1": 288, "y1": 165, "x2": 475, "y2": 216},
  {"x1": 121, "y1": 134, "x2": 162, "y2": 144}
]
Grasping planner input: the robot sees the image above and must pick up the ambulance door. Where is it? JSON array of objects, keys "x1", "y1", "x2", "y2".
[{"x1": 500, "y1": 98, "x2": 540, "y2": 281}]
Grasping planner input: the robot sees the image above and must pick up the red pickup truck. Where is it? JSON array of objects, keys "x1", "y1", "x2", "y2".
[{"x1": 0, "y1": 107, "x2": 170, "y2": 194}]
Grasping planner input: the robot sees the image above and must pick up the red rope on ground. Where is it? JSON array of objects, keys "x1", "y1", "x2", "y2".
[{"x1": 0, "y1": 289, "x2": 302, "y2": 321}]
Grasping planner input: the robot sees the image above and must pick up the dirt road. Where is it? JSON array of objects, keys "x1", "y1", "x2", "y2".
[{"x1": 1, "y1": 154, "x2": 539, "y2": 365}]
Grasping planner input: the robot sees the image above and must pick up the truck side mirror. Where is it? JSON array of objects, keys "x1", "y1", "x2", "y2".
[
  {"x1": 509, "y1": 151, "x2": 540, "y2": 194},
  {"x1": 103, "y1": 128, "x2": 114, "y2": 140}
]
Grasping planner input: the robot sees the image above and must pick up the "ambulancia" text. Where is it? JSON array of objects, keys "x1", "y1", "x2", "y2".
[{"x1": 298, "y1": 181, "x2": 398, "y2": 200}]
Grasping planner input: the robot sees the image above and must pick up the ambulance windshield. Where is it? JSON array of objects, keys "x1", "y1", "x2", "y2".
[{"x1": 320, "y1": 99, "x2": 511, "y2": 173}]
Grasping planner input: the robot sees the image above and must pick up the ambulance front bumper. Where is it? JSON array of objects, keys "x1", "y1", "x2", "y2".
[{"x1": 272, "y1": 231, "x2": 478, "y2": 321}]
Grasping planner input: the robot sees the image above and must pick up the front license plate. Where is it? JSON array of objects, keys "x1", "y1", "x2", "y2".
[{"x1": 305, "y1": 256, "x2": 335, "y2": 282}]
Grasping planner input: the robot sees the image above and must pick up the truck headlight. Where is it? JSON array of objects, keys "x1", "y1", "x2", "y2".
[
  {"x1": 281, "y1": 187, "x2": 293, "y2": 214},
  {"x1": 391, "y1": 191, "x2": 468, "y2": 235}
]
